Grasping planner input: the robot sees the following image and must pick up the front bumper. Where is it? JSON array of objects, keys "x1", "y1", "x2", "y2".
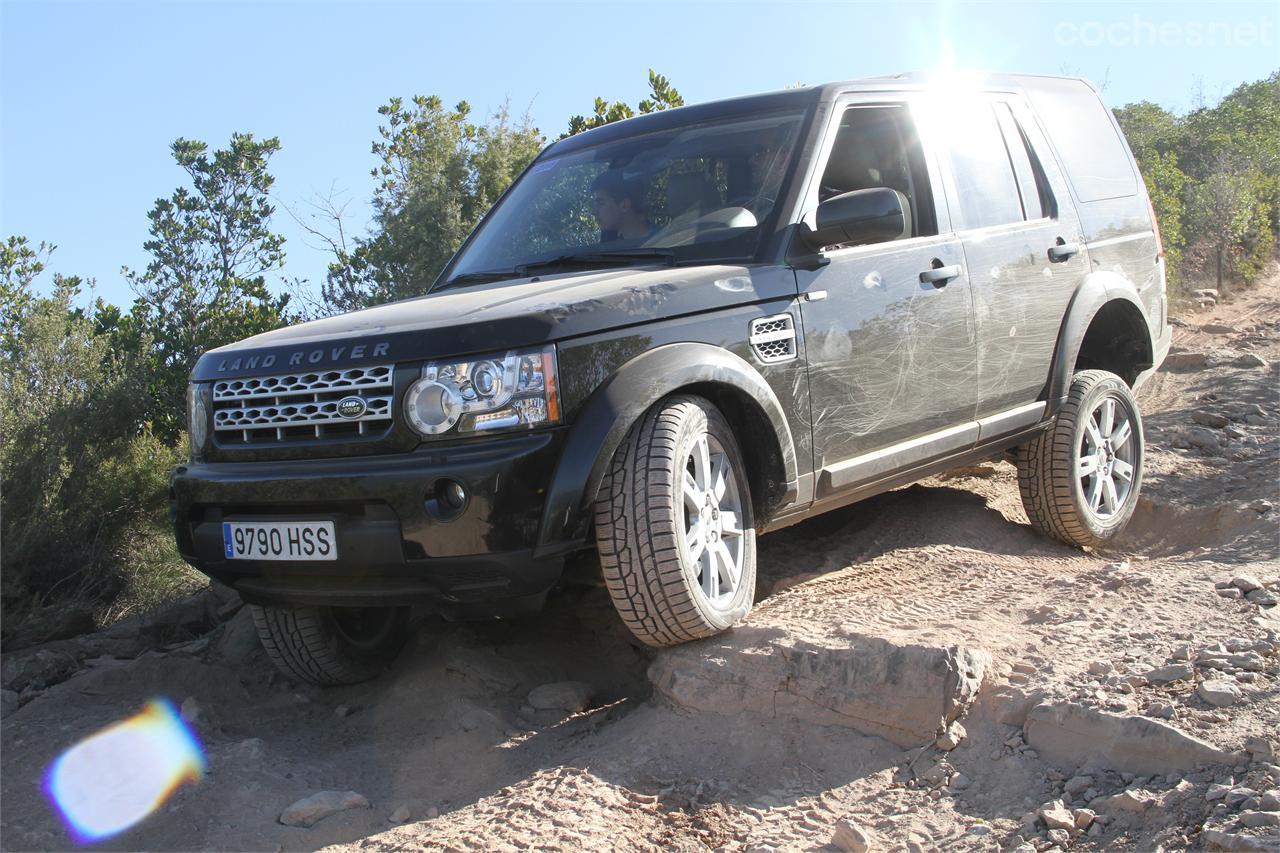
[{"x1": 171, "y1": 431, "x2": 570, "y2": 611}]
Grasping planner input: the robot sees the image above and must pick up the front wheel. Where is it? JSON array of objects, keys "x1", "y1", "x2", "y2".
[
  {"x1": 595, "y1": 395, "x2": 757, "y2": 647},
  {"x1": 1016, "y1": 370, "x2": 1145, "y2": 548},
  {"x1": 250, "y1": 604, "x2": 410, "y2": 686}
]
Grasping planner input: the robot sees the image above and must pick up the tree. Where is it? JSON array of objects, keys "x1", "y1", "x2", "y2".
[
  {"x1": 1184, "y1": 168, "x2": 1268, "y2": 290},
  {"x1": 1116, "y1": 72, "x2": 1279, "y2": 295},
  {"x1": 1, "y1": 235, "x2": 54, "y2": 360},
  {"x1": 124, "y1": 133, "x2": 293, "y2": 439},
  {"x1": 563, "y1": 69, "x2": 684, "y2": 137},
  {"x1": 320, "y1": 99, "x2": 543, "y2": 312}
]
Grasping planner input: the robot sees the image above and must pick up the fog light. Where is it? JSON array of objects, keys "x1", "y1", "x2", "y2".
[
  {"x1": 442, "y1": 481, "x2": 466, "y2": 510},
  {"x1": 425, "y1": 478, "x2": 468, "y2": 521}
]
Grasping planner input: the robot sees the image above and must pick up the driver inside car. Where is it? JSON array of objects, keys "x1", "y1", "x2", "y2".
[{"x1": 590, "y1": 171, "x2": 653, "y2": 243}]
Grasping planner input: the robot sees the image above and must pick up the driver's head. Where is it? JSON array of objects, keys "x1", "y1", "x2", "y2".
[
  {"x1": 591, "y1": 171, "x2": 646, "y2": 234},
  {"x1": 749, "y1": 124, "x2": 788, "y2": 183}
]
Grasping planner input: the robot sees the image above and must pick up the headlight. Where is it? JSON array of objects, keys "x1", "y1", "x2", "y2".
[
  {"x1": 404, "y1": 345, "x2": 560, "y2": 437},
  {"x1": 187, "y1": 383, "x2": 209, "y2": 455}
]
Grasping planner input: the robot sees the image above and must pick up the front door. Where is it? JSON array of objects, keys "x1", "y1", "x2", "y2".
[{"x1": 793, "y1": 99, "x2": 979, "y2": 498}]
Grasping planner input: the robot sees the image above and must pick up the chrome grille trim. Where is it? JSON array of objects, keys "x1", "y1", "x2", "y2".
[
  {"x1": 212, "y1": 395, "x2": 394, "y2": 431},
  {"x1": 212, "y1": 365, "x2": 393, "y2": 401},
  {"x1": 210, "y1": 365, "x2": 395, "y2": 443}
]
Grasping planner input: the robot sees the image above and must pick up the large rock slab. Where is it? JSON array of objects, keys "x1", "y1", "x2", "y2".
[
  {"x1": 648, "y1": 627, "x2": 989, "y2": 747},
  {"x1": 1024, "y1": 702, "x2": 1244, "y2": 775}
]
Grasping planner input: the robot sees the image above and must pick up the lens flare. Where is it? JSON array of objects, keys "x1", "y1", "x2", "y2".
[{"x1": 44, "y1": 699, "x2": 205, "y2": 842}]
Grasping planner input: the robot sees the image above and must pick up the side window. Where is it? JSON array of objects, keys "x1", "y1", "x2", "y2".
[
  {"x1": 817, "y1": 105, "x2": 938, "y2": 240},
  {"x1": 994, "y1": 102, "x2": 1054, "y2": 221},
  {"x1": 944, "y1": 103, "x2": 1024, "y2": 230},
  {"x1": 1022, "y1": 77, "x2": 1137, "y2": 202}
]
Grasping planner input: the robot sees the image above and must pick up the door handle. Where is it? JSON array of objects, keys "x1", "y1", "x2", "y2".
[
  {"x1": 919, "y1": 262, "x2": 961, "y2": 287},
  {"x1": 1048, "y1": 240, "x2": 1080, "y2": 262}
]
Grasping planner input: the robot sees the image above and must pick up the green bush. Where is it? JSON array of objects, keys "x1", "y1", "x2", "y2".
[{"x1": 1, "y1": 267, "x2": 199, "y2": 637}]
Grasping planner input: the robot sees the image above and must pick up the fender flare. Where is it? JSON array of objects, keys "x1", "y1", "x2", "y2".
[
  {"x1": 1045, "y1": 270, "x2": 1153, "y2": 412},
  {"x1": 535, "y1": 342, "x2": 799, "y2": 554}
]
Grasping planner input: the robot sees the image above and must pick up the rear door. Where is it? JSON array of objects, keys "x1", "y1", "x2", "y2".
[
  {"x1": 793, "y1": 96, "x2": 979, "y2": 499},
  {"x1": 932, "y1": 95, "x2": 1088, "y2": 428}
]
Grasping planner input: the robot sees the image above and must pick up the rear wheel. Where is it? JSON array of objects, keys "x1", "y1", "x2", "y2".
[
  {"x1": 595, "y1": 395, "x2": 757, "y2": 647},
  {"x1": 1016, "y1": 370, "x2": 1144, "y2": 548},
  {"x1": 250, "y1": 604, "x2": 410, "y2": 686}
]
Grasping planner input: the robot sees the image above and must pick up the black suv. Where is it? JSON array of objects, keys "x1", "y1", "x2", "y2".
[{"x1": 173, "y1": 72, "x2": 1171, "y2": 685}]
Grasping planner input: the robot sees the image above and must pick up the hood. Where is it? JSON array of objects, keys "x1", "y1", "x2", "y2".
[{"x1": 192, "y1": 264, "x2": 789, "y2": 381}]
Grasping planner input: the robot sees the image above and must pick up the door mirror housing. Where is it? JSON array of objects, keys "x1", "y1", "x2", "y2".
[{"x1": 804, "y1": 187, "x2": 910, "y2": 250}]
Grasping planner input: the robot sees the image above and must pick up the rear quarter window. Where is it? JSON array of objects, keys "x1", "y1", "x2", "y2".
[{"x1": 1023, "y1": 77, "x2": 1137, "y2": 203}]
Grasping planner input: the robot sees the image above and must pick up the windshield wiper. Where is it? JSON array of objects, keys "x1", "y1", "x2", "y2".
[{"x1": 442, "y1": 248, "x2": 678, "y2": 290}]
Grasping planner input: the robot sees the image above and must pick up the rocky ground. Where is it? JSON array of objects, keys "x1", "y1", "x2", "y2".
[{"x1": 2, "y1": 273, "x2": 1278, "y2": 852}]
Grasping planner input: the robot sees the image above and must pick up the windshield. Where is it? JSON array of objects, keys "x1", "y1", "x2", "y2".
[{"x1": 443, "y1": 110, "x2": 805, "y2": 285}]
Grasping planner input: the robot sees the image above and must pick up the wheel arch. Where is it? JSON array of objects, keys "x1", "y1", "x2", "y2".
[
  {"x1": 535, "y1": 342, "x2": 799, "y2": 555},
  {"x1": 1044, "y1": 271, "x2": 1155, "y2": 413}
]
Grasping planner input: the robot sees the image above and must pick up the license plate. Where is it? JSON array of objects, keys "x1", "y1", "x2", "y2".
[{"x1": 222, "y1": 521, "x2": 337, "y2": 561}]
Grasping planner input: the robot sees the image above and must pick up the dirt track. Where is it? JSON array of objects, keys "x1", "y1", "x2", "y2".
[{"x1": 2, "y1": 274, "x2": 1278, "y2": 852}]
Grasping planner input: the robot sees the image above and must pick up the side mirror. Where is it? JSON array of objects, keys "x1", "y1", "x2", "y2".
[{"x1": 805, "y1": 187, "x2": 909, "y2": 249}]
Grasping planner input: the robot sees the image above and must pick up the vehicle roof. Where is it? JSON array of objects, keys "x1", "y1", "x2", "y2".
[{"x1": 550, "y1": 71, "x2": 1097, "y2": 155}]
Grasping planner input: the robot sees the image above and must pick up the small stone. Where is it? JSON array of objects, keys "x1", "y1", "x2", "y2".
[
  {"x1": 1226, "y1": 787, "x2": 1258, "y2": 807},
  {"x1": 831, "y1": 817, "x2": 874, "y2": 853},
  {"x1": 279, "y1": 791, "x2": 370, "y2": 827},
  {"x1": 1038, "y1": 800, "x2": 1076, "y2": 831},
  {"x1": 1047, "y1": 827, "x2": 1070, "y2": 846},
  {"x1": 1208, "y1": 783, "x2": 1232, "y2": 801},
  {"x1": 936, "y1": 722, "x2": 967, "y2": 750},
  {"x1": 1012, "y1": 662, "x2": 1037, "y2": 675},
  {"x1": 1199, "y1": 680, "x2": 1243, "y2": 707},
  {"x1": 1193, "y1": 411, "x2": 1230, "y2": 428},
  {"x1": 1073, "y1": 808, "x2": 1096, "y2": 829},
  {"x1": 1238, "y1": 810, "x2": 1280, "y2": 828},
  {"x1": 526, "y1": 681, "x2": 594, "y2": 713},
  {"x1": 1065, "y1": 776, "x2": 1093, "y2": 795},
  {"x1": 1236, "y1": 352, "x2": 1268, "y2": 368},
  {"x1": 388, "y1": 804, "x2": 410, "y2": 823},
  {"x1": 180, "y1": 696, "x2": 201, "y2": 724},
  {"x1": 1095, "y1": 789, "x2": 1153, "y2": 813},
  {"x1": 1186, "y1": 427, "x2": 1222, "y2": 451},
  {"x1": 1250, "y1": 499, "x2": 1274, "y2": 514},
  {"x1": 1146, "y1": 663, "x2": 1193, "y2": 685},
  {"x1": 1218, "y1": 588, "x2": 1244, "y2": 599},
  {"x1": 1202, "y1": 828, "x2": 1277, "y2": 851},
  {"x1": 966, "y1": 823, "x2": 991, "y2": 836},
  {"x1": 335, "y1": 704, "x2": 357, "y2": 719},
  {"x1": 1260, "y1": 791, "x2": 1280, "y2": 810},
  {"x1": 1232, "y1": 575, "x2": 1264, "y2": 593},
  {"x1": 1087, "y1": 821, "x2": 1104, "y2": 837},
  {"x1": 1171, "y1": 645, "x2": 1192, "y2": 661},
  {"x1": 1246, "y1": 589, "x2": 1278, "y2": 607},
  {"x1": 948, "y1": 772, "x2": 972, "y2": 791}
]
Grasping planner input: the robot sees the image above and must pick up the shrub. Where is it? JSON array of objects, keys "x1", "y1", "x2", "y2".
[{"x1": 0, "y1": 272, "x2": 198, "y2": 638}]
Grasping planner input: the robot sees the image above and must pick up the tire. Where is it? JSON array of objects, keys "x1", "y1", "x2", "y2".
[
  {"x1": 1016, "y1": 370, "x2": 1145, "y2": 548},
  {"x1": 250, "y1": 604, "x2": 410, "y2": 686},
  {"x1": 594, "y1": 395, "x2": 757, "y2": 647}
]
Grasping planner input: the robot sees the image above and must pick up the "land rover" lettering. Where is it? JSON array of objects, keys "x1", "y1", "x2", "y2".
[{"x1": 216, "y1": 341, "x2": 389, "y2": 373}]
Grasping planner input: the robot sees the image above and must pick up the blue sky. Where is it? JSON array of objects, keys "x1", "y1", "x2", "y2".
[{"x1": 2, "y1": 0, "x2": 1276, "y2": 309}]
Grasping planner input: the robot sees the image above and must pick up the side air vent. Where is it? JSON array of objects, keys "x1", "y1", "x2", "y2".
[{"x1": 749, "y1": 313, "x2": 797, "y2": 364}]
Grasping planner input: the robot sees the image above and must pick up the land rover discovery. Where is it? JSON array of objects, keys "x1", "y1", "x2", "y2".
[{"x1": 172, "y1": 72, "x2": 1171, "y2": 685}]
